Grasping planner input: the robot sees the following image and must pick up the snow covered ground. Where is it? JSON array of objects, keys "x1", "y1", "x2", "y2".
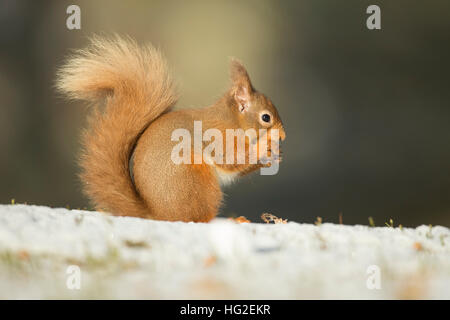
[{"x1": 0, "y1": 204, "x2": 449, "y2": 299}]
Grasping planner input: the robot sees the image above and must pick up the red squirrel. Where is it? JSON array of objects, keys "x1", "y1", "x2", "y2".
[{"x1": 56, "y1": 35, "x2": 285, "y2": 222}]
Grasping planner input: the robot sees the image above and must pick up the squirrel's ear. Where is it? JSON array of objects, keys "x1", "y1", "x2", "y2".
[{"x1": 230, "y1": 58, "x2": 253, "y2": 113}]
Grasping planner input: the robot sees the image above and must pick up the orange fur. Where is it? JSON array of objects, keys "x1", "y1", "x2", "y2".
[{"x1": 56, "y1": 35, "x2": 285, "y2": 221}]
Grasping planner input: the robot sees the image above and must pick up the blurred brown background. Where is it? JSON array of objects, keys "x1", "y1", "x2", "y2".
[{"x1": 0, "y1": 0, "x2": 449, "y2": 226}]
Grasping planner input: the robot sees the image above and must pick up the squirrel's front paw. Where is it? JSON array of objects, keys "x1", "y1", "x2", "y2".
[{"x1": 259, "y1": 150, "x2": 282, "y2": 167}]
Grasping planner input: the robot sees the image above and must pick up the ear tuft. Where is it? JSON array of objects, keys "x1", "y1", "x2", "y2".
[
  {"x1": 229, "y1": 58, "x2": 252, "y2": 87},
  {"x1": 229, "y1": 58, "x2": 253, "y2": 112}
]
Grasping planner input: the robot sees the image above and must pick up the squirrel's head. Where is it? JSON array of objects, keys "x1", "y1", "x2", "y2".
[{"x1": 228, "y1": 59, "x2": 286, "y2": 142}]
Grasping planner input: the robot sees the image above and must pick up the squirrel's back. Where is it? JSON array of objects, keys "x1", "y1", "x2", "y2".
[{"x1": 56, "y1": 35, "x2": 178, "y2": 217}]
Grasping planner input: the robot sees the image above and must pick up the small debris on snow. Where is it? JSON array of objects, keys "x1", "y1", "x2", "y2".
[{"x1": 261, "y1": 212, "x2": 287, "y2": 224}]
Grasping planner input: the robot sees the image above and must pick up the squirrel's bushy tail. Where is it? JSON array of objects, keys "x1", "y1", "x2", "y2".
[{"x1": 56, "y1": 35, "x2": 178, "y2": 217}]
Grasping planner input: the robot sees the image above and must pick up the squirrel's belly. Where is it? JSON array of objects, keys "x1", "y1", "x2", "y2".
[{"x1": 213, "y1": 166, "x2": 239, "y2": 187}]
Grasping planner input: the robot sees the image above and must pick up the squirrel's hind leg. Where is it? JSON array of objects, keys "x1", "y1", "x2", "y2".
[
  {"x1": 165, "y1": 163, "x2": 222, "y2": 222},
  {"x1": 136, "y1": 161, "x2": 222, "y2": 222}
]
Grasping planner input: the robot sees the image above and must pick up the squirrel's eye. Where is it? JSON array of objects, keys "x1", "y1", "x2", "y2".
[{"x1": 261, "y1": 113, "x2": 271, "y2": 123}]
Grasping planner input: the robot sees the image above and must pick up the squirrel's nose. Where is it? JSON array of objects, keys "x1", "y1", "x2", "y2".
[{"x1": 279, "y1": 127, "x2": 286, "y2": 141}]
